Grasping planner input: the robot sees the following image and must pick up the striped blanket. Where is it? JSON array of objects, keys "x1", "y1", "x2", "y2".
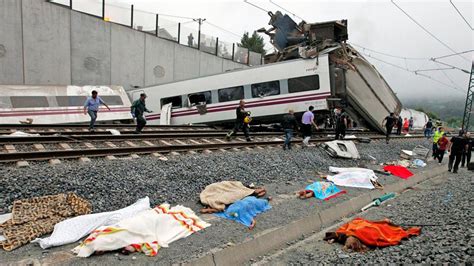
[{"x1": 72, "y1": 204, "x2": 210, "y2": 257}]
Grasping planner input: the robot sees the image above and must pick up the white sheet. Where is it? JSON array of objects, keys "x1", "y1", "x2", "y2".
[
  {"x1": 32, "y1": 197, "x2": 150, "y2": 249},
  {"x1": 327, "y1": 167, "x2": 378, "y2": 189}
]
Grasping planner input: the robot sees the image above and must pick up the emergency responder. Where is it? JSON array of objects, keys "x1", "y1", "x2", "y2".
[
  {"x1": 131, "y1": 93, "x2": 152, "y2": 134},
  {"x1": 226, "y1": 100, "x2": 251, "y2": 141}
]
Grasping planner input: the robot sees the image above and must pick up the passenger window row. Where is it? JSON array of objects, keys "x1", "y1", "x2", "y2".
[
  {"x1": 1, "y1": 96, "x2": 124, "y2": 108},
  {"x1": 161, "y1": 74, "x2": 320, "y2": 108}
]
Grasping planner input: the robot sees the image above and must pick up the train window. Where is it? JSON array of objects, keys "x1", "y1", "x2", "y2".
[
  {"x1": 161, "y1": 96, "x2": 182, "y2": 108},
  {"x1": 56, "y1": 96, "x2": 87, "y2": 107},
  {"x1": 218, "y1": 86, "x2": 244, "y2": 102},
  {"x1": 10, "y1": 96, "x2": 49, "y2": 108},
  {"x1": 288, "y1": 75, "x2": 320, "y2": 93},
  {"x1": 251, "y1": 80, "x2": 280, "y2": 98},
  {"x1": 101, "y1": 96, "x2": 124, "y2": 105},
  {"x1": 188, "y1": 91, "x2": 212, "y2": 106}
]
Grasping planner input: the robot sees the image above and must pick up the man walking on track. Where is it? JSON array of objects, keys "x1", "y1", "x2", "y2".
[
  {"x1": 461, "y1": 132, "x2": 472, "y2": 168},
  {"x1": 131, "y1": 93, "x2": 153, "y2": 134},
  {"x1": 334, "y1": 108, "x2": 348, "y2": 140},
  {"x1": 83, "y1": 90, "x2": 110, "y2": 132},
  {"x1": 434, "y1": 133, "x2": 449, "y2": 165},
  {"x1": 382, "y1": 112, "x2": 396, "y2": 144},
  {"x1": 448, "y1": 130, "x2": 469, "y2": 173},
  {"x1": 226, "y1": 100, "x2": 251, "y2": 141},
  {"x1": 432, "y1": 127, "x2": 444, "y2": 159},
  {"x1": 423, "y1": 119, "x2": 433, "y2": 138},
  {"x1": 301, "y1": 106, "x2": 318, "y2": 147},
  {"x1": 281, "y1": 109, "x2": 298, "y2": 150}
]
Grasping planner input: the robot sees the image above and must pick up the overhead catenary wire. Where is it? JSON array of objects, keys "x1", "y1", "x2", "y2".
[
  {"x1": 432, "y1": 49, "x2": 474, "y2": 60},
  {"x1": 204, "y1": 21, "x2": 243, "y2": 39},
  {"x1": 243, "y1": 0, "x2": 270, "y2": 13},
  {"x1": 434, "y1": 61, "x2": 465, "y2": 89},
  {"x1": 360, "y1": 51, "x2": 467, "y2": 94},
  {"x1": 268, "y1": 0, "x2": 306, "y2": 21},
  {"x1": 449, "y1": 0, "x2": 474, "y2": 30},
  {"x1": 430, "y1": 59, "x2": 471, "y2": 74},
  {"x1": 391, "y1": 0, "x2": 471, "y2": 63}
]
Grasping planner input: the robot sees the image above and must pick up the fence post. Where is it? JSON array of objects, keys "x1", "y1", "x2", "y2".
[
  {"x1": 102, "y1": 0, "x2": 105, "y2": 20},
  {"x1": 198, "y1": 30, "x2": 201, "y2": 50},
  {"x1": 215, "y1": 37, "x2": 219, "y2": 56},
  {"x1": 69, "y1": 0, "x2": 72, "y2": 9},
  {"x1": 247, "y1": 49, "x2": 250, "y2": 65},
  {"x1": 155, "y1": 14, "x2": 159, "y2": 36},
  {"x1": 130, "y1": 5, "x2": 134, "y2": 28},
  {"x1": 232, "y1": 43, "x2": 235, "y2": 61},
  {"x1": 177, "y1": 23, "x2": 181, "y2": 44}
]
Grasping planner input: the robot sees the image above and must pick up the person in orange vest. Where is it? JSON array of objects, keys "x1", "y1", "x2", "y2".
[{"x1": 402, "y1": 118, "x2": 409, "y2": 134}]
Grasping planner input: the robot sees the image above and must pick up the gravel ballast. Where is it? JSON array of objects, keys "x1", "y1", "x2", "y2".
[{"x1": 258, "y1": 169, "x2": 473, "y2": 265}]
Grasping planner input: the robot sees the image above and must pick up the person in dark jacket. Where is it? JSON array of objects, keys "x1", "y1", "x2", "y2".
[
  {"x1": 334, "y1": 108, "x2": 348, "y2": 140},
  {"x1": 382, "y1": 112, "x2": 396, "y2": 144},
  {"x1": 448, "y1": 130, "x2": 469, "y2": 173},
  {"x1": 396, "y1": 115, "x2": 403, "y2": 135},
  {"x1": 461, "y1": 132, "x2": 472, "y2": 168},
  {"x1": 281, "y1": 109, "x2": 299, "y2": 150},
  {"x1": 131, "y1": 93, "x2": 152, "y2": 134},
  {"x1": 226, "y1": 100, "x2": 251, "y2": 141}
]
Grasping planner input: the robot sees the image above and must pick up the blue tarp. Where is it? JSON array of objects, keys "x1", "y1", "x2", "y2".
[{"x1": 215, "y1": 196, "x2": 271, "y2": 227}]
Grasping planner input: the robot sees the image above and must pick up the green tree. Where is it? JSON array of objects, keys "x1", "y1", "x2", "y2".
[{"x1": 238, "y1": 31, "x2": 266, "y2": 55}]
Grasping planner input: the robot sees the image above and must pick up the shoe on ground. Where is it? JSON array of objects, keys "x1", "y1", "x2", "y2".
[
  {"x1": 438, "y1": 163, "x2": 442, "y2": 165},
  {"x1": 453, "y1": 170, "x2": 458, "y2": 173},
  {"x1": 448, "y1": 168, "x2": 451, "y2": 172},
  {"x1": 246, "y1": 138, "x2": 252, "y2": 142}
]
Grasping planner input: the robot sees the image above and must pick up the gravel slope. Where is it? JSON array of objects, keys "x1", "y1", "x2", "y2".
[{"x1": 258, "y1": 169, "x2": 473, "y2": 265}]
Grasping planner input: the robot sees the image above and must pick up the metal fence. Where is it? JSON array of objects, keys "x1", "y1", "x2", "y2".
[{"x1": 49, "y1": 0, "x2": 263, "y2": 66}]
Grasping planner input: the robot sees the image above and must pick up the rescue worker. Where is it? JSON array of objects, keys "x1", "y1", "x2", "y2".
[
  {"x1": 83, "y1": 90, "x2": 110, "y2": 132},
  {"x1": 281, "y1": 109, "x2": 298, "y2": 150},
  {"x1": 402, "y1": 117, "x2": 409, "y2": 134},
  {"x1": 334, "y1": 108, "x2": 347, "y2": 140},
  {"x1": 423, "y1": 119, "x2": 433, "y2": 138},
  {"x1": 301, "y1": 106, "x2": 318, "y2": 147},
  {"x1": 382, "y1": 112, "x2": 396, "y2": 144},
  {"x1": 226, "y1": 100, "x2": 251, "y2": 141},
  {"x1": 434, "y1": 133, "x2": 449, "y2": 164},
  {"x1": 408, "y1": 117, "x2": 414, "y2": 131},
  {"x1": 461, "y1": 132, "x2": 472, "y2": 168},
  {"x1": 448, "y1": 130, "x2": 469, "y2": 173},
  {"x1": 432, "y1": 127, "x2": 444, "y2": 159},
  {"x1": 130, "y1": 93, "x2": 153, "y2": 134}
]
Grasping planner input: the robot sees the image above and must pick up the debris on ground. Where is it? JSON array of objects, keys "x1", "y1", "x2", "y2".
[
  {"x1": 383, "y1": 165, "x2": 414, "y2": 179},
  {"x1": 361, "y1": 193, "x2": 396, "y2": 211},
  {"x1": 324, "y1": 218, "x2": 421, "y2": 252},
  {"x1": 298, "y1": 181, "x2": 346, "y2": 200},
  {"x1": 411, "y1": 159, "x2": 426, "y2": 168},
  {"x1": 7, "y1": 131, "x2": 40, "y2": 137},
  {"x1": 215, "y1": 196, "x2": 271, "y2": 229},
  {"x1": 0, "y1": 193, "x2": 91, "y2": 251},
  {"x1": 73, "y1": 204, "x2": 210, "y2": 257},
  {"x1": 33, "y1": 197, "x2": 150, "y2": 249},
  {"x1": 322, "y1": 141, "x2": 360, "y2": 159},
  {"x1": 327, "y1": 167, "x2": 382, "y2": 189},
  {"x1": 106, "y1": 129, "x2": 121, "y2": 135}
]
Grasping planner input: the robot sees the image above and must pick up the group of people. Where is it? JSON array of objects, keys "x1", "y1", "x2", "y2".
[
  {"x1": 382, "y1": 113, "x2": 415, "y2": 143},
  {"x1": 83, "y1": 91, "x2": 152, "y2": 134},
  {"x1": 225, "y1": 102, "x2": 349, "y2": 150},
  {"x1": 431, "y1": 127, "x2": 472, "y2": 173}
]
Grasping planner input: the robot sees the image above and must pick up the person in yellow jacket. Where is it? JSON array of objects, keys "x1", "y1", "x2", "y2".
[{"x1": 432, "y1": 127, "x2": 445, "y2": 159}]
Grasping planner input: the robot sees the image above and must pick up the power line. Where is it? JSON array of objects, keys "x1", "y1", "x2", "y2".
[
  {"x1": 360, "y1": 51, "x2": 466, "y2": 94},
  {"x1": 349, "y1": 42, "x2": 428, "y2": 60},
  {"x1": 434, "y1": 61, "x2": 464, "y2": 89},
  {"x1": 450, "y1": 0, "x2": 474, "y2": 30},
  {"x1": 269, "y1": 0, "x2": 306, "y2": 21},
  {"x1": 391, "y1": 0, "x2": 471, "y2": 63},
  {"x1": 432, "y1": 49, "x2": 474, "y2": 60},
  {"x1": 414, "y1": 67, "x2": 455, "y2": 73},
  {"x1": 204, "y1": 21, "x2": 243, "y2": 39},
  {"x1": 430, "y1": 59, "x2": 471, "y2": 74},
  {"x1": 243, "y1": 0, "x2": 269, "y2": 13}
]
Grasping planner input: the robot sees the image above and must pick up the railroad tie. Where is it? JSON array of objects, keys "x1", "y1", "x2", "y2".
[
  {"x1": 33, "y1": 144, "x2": 46, "y2": 151},
  {"x1": 214, "y1": 138, "x2": 227, "y2": 144},
  {"x1": 170, "y1": 151, "x2": 180, "y2": 156},
  {"x1": 125, "y1": 141, "x2": 138, "y2": 147},
  {"x1": 130, "y1": 154, "x2": 140, "y2": 159},
  {"x1": 142, "y1": 140, "x2": 155, "y2": 146},
  {"x1": 16, "y1": 161, "x2": 29, "y2": 168},
  {"x1": 219, "y1": 149, "x2": 227, "y2": 153},
  {"x1": 174, "y1": 139, "x2": 187, "y2": 145},
  {"x1": 152, "y1": 153, "x2": 168, "y2": 161},
  {"x1": 106, "y1": 155, "x2": 117, "y2": 160},
  {"x1": 232, "y1": 148, "x2": 240, "y2": 152},
  {"x1": 78, "y1": 157, "x2": 91, "y2": 163},
  {"x1": 83, "y1": 142, "x2": 96, "y2": 149},
  {"x1": 236, "y1": 137, "x2": 246, "y2": 142},
  {"x1": 49, "y1": 159, "x2": 61, "y2": 165},
  {"x1": 203, "y1": 149, "x2": 213, "y2": 154},
  {"x1": 188, "y1": 150, "x2": 198, "y2": 155},
  {"x1": 105, "y1": 142, "x2": 117, "y2": 148},
  {"x1": 189, "y1": 139, "x2": 201, "y2": 145},
  {"x1": 201, "y1": 139, "x2": 214, "y2": 144},
  {"x1": 4, "y1": 145, "x2": 17, "y2": 153},
  {"x1": 159, "y1": 140, "x2": 173, "y2": 146},
  {"x1": 244, "y1": 147, "x2": 253, "y2": 151},
  {"x1": 59, "y1": 143, "x2": 73, "y2": 150}
]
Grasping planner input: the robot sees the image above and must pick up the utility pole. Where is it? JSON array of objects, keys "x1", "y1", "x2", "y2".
[
  {"x1": 462, "y1": 62, "x2": 474, "y2": 131},
  {"x1": 193, "y1": 18, "x2": 206, "y2": 50}
]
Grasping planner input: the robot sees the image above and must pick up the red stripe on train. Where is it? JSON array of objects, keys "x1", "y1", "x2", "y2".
[{"x1": 0, "y1": 107, "x2": 130, "y2": 117}]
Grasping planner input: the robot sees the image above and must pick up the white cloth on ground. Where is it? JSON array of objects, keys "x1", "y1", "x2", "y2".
[
  {"x1": 72, "y1": 204, "x2": 210, "y2": 257},
  {"x1": 32, "y1": 197, "x2": 150, "y2": 249},
  {"x1": 327, "y1": 167, "x2": 378, "y2": 189}
]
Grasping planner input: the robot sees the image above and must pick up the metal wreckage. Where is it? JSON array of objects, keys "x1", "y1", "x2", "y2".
[{"x1": 258, "y1": 11, "x2": 402, "y2": 133}]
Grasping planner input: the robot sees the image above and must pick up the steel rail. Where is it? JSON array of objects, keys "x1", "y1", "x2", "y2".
[{"x1": 0, "y1": 135, "x2": 425, "y2": 163}]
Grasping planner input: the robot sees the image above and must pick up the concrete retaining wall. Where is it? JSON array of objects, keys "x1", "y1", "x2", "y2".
[{"x1": 0, "y1": 0, "x2": 247, "y2": 89}]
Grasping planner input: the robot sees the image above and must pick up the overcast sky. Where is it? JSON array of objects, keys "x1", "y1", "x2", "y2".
[{"x1": 72, "y1": 0, "x2": 473, "y2": 100}]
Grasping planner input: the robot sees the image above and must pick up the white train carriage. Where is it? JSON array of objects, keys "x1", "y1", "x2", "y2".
[
  {"x1": 0, "y1": 85, "x2": 132, "y2": 124},
  {"x1": 131, "y1": 55, "x2": 332, "y2": 125}
]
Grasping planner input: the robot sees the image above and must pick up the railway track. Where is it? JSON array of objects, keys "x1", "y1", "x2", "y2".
[{"x1": 0, "y1": 132, "x2": 426, "y2": 164}]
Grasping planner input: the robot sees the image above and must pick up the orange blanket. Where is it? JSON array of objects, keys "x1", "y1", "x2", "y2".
[{"x1": 336, "y1": 218, "x2": 420, "y2": 247}]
